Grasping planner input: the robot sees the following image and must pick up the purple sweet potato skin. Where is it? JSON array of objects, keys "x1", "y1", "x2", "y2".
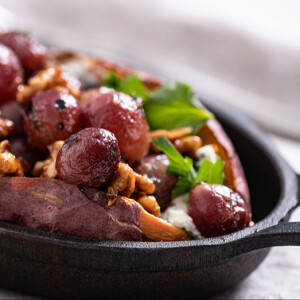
[{"x1": 0, "y1": 177, "x2": 143, "y2": 241}]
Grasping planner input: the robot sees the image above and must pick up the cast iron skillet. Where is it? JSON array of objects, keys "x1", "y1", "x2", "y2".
[{"x1": 0, "y1": 98, "x2": 299, "y2": 299}]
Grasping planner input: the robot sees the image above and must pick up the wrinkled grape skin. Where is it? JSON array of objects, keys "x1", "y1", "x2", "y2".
[
  {"x1": 0, "y1": 43, "x2": 24, "y2": 102},
  {"x1": 82, "y1": 88, "x2": 150, "y2": 163},
  {"x1": 188, "y1": 183, "x2": 250, "y2": 237},
  {"x1": 56, "y1": 128, "x2": 121, "y2": 187},
  {"x1": 23, "y1": 89, "x2": 82, "y2": 151},
  {"x1": 135, "y1": 154, "x2": 177, "y2": 210},
  {"x1": 0, "y1": 32, "x2": 46, "y2": 73}
]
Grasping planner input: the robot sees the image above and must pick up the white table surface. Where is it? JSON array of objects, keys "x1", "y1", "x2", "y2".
[{"x1": 0, "y1": 1, "x2": 300, "y2": 298}]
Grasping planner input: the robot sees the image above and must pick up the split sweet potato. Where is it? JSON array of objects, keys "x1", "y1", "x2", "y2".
[
  {"x1": 198, "y1": 119, "x2": 251, "y2": 211},
  {"x1": 0, "y1": 177, "x2": 189, "y2": 241},
  {"x1": 0, "y1": 177, "x2": 143, "y2": 241},
  {"x1": 47, "y1": 51, "x2": 250, "y2": 213}
]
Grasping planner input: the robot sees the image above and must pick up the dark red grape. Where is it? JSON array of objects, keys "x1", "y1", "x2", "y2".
[
  {"x1": 82, "y1": 88, "x2": 150, "y2": 163},
  {"x1": 188, "y1": 183, "x2": 250, "y2": 237},
  {"x1": 10, "y1": 137, "x2": 46, "y2": 168},
  {"x1": 56, "y1": 127, "x2": 120, "y2": 187},
  {"x1": 0, "y1": 43, "x2": 24, "y2": 102},
  {"x1": 23, "y1": 89, "x2": 82, "y2": 151},
  {"x1": 135, "y1": 154, "x2": 177, "y2": 210},
  {"x1": 0, "y1": 100, "x2": 24, "y2": 136},
  {"x1": 0, "y1": 32, "x2": 46, "y2": 73}
]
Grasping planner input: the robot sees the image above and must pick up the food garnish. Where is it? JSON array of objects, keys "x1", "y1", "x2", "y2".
[
  {"x1": 0, "y1": 30, "x2": 251, "y2": 241},
  {"x1": 152, "y1": 136, "x2": 224, "y2": 198}
]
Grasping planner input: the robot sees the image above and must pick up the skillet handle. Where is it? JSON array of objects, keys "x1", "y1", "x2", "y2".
[{"x1": 244, "y1": 173, "x2": 300, "y2": 248}]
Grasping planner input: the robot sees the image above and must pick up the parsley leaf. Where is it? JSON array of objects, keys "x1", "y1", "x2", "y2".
[
  {"x1": 152, "y1": 136, "x2": 225, "y2": 198},
  {"x1": 152, "y1": 136, "x2": 196, "y2": 179},
  {"x1": 196, "y1": 159, "x2": 225, "y2": 185},
  {"x1": 118, "y1": 75, "x2": 148, "y2": 99},
  {"x1": 104, "y1": 72, "x2": 121, "y2": 90},
  {"x1": 171, "y1": 176, "x2": 194, "y2": 199},
  {"x1": 104, "y1": 72, "x2": 213, "y2": 134},
  {"x1": 104, "y1": 72, "x2": 148, "y2": 98},
  {"x1": 144, "y1": 82, "x2": 213, "y2": 134}
]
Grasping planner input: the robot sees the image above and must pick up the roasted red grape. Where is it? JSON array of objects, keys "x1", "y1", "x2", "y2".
[
  {"x1": 82, "y1": 88, "x2": 150, "y2": 163},
  {"x1": 23, "y1": 89, "x2": 82, "y2": 151},
  {"x1": 188, "y1": 183, "x2": 250, "y2": 237},
  {"x1": 0, "y1": 100, "x2": 24, "y2": 136},
  {"x1": 0, "y1": 43, "x2": 24, "y2": 102},
  {"x1": 56, "y1": 127, "x2": 120, "y2": 187},
  {"x1": 0, "y1": 31, "x2": 46, "y2": 73},
  {"x1": 135, "y1": 154, "x2": 177, "y2": 210},
  {"x1": 10, "y1": 137, "x2": 46, "y2": 168}
]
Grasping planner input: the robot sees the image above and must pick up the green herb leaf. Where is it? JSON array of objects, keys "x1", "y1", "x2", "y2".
[
  {"x1": 104, "y1": 72, "x2": 148, "y2": 99},
  {"x1": 153, "y1": 136, "x2": 225, "y2": 198},
  {"x1": 144, "y1": 82, "x2": 213, "y2": 134},
  {"x1": 196, "y1": 159, "x2": 225, "y2": 185},
  {"x1": 104, "y1": 72, "x2": 122, "y2": 90},
  {"x1": 104, "y1": 73, "x2": 213, "y2": 134},
  {"x1": 152, "y1": 136, "x2": 196, "y2": 179},
  {"x1": 171, "y1": 176, "x2": 194, "y2": 199},
  {"x1": 118, "y1": 75, "x2": 148, "y2": 99}
]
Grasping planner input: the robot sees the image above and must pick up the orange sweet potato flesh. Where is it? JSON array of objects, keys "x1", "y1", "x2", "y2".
[
  {"x1": 116, "y1": 197, "x2": 189, "y2": 241},
  {"x1": 198, "y1": 119, "x2": 251, "y2": 211}
]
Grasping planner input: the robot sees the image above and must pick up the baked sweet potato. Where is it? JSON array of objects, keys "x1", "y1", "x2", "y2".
[
  {"x1": 46, "y1": 51, "x2": 163, "y2": 91},
  {"x1": 0, "y1": 177, "x2": 189, "y2": 241},
  {"x1": 0, "y1": 177, "x2": 143, "y2": 241},
  {"x1": 198, "y1": 119, "x2": 250, "y2": 211}
]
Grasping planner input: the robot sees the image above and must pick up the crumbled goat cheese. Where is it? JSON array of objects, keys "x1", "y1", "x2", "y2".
[
  {"x1": 60, "y1": 61, "x2": 99, "y2": 87},
  {"x1": 195, "y1": 144, "x2": 218, "y2": 167},
  {"x1": 162, "y1": 194, "x2": 202, "y2": 239},
  {"x1": 162, "y1": 145, "x2": 220, "y2": 239}
]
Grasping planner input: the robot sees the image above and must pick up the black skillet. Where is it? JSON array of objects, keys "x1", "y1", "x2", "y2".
[{"x1": 0, "y1": 96, "x2": 299, "y2": 299}]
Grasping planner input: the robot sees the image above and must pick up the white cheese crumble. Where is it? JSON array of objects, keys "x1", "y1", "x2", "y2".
[
  {"x1": 60, "y1": 60, "x2": 99, "y2": 86},
  {"x1": 195, "y1": 144, "x2": 218, "y2": 167},
  {"x1": 162, "y1": 194, "x2": 202, "y2": 239},
  {"x1": 162, "y1": 144, "x2": 220, "y2": 239}
]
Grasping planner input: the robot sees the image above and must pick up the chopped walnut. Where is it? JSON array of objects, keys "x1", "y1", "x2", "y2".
[
  {"x1": 137, "y1": 195, "x2": 161, "y2": 217},
  {"x1": 149, "y1": 127, "x2": 193, "y2": 141},
  {"x1": 107, "y1": 163, "x2": 155, "y2": 199},
  {"x1": 135, "y1": 173, "x2": 155, "y2": 194},
  {"x1": 150, "y1": 127, "x2": 202, "y2": 158},
  {"x1": 173, "y1": 136, "x2": 202, "y2": 159},
  {"x1": 0, "y1": 140, "x2": 28, "y2": 177},
  {"x1": 33, "y1": 141, "x2": 64, "y2": 178},
  {"x1": 0, "y1": 113, "x2": 14, "y2": 139},
  {"x1": 17, "y1": 67, "x2": 81, "y2": 104}
]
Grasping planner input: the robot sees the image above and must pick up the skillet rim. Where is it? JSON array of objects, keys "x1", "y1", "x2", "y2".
[{"x1": 0, "y1": 99, "x2": 298, "y2": 252}]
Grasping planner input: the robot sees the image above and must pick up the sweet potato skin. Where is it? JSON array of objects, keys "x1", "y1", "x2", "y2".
[
  {"x1": 0, "y1": 177, "x2": 143, "y2": 241},
  {"x1": 198, "y1": 119, "x2": 251, "y2": 211}
]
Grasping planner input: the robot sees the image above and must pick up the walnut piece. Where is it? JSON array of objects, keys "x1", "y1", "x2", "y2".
[
  {"x1": 33, "y1": 141, "x2": 64, "y2": 178},
  {"x1": 107, "y1": 163, "x2": 159, "y2": 216},
  {"x1": 17, "y1": 67, "x2": 81, "y2": 104},
  {"x1": 150, "y1": 127, "x2": 202, "y2": 158},
  {"x1": 0, "y1": 113, "x2": 14, "y2": 139},
  {"x1": 0, "y1": 140, "x2": 29, "y2": 177},
  {"x1": 137, "y1": 195, "x2": 161, "y2": 217},
  {"x1": 149, "y1": 127, "x2": 193, "y2": 141},
  {"x1": 108, "y1": 163, "x2": 155, "y2": 198},
  {"x1": 173, "y1": 136, "x2": 202, "y2": 159}
]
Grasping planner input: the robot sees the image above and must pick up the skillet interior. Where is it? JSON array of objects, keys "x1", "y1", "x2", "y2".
[{"x1": 0, "y1": 98, "x2": 298, "y2": 299}]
